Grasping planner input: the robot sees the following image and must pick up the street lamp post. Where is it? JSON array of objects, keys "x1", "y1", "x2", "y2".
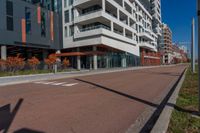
[
  {"x1": 192, "y1": 18, "x2": 195, "y2": 73},
  {"x1": 198, "y1": 0, "x2": 200, "y2": 112}
]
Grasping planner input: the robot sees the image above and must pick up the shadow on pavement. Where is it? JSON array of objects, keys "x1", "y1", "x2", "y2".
[
  {"x1": 0, "y1": 98, "x2": 23, "y2": 133},
  {"x1": 75, "y1": 78, "x2": 158, "y2": 108},
  {"x1": 139, "y1": 68, "x2": 186, "y2": 133},
  {"x1": 14, "y1": 128, "x2": 45, "y2": 133},
  {"x1": 167, "y1": 103, "x2": 200, "y2": 117},
  {"x1": 76, "y1": 67, "x2": 187, "y2": 133}
]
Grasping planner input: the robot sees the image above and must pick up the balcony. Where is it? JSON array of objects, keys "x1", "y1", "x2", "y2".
[
  {"x1": 139, "y1": 42, "x2": 156, "y2": 50},
  {"x1": 80, "y1": 24, "x2": 111, "y2": 32},
  {"x1": 74, "y1": 0, "x2": 91, "y2": 7},
  {"x1": 136, "y1": 11, "x2": 143, "y2": 18},
  {"x1": 74, "y1": 10, "x2": 103, "y2": 24},
  {"x1": 138, "y1": 32, "x2": 154, "y2": 41}
]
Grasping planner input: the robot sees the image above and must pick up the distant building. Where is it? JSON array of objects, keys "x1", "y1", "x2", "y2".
[
  {"x1": 159, "y1": 23, "x2": 173, "y2": 64},
  {"x1": 172, "y1": 44, "x2": 188, "y2": 63}
]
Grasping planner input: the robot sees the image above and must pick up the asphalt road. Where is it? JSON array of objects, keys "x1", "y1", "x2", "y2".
[{"x1": 0, "y1": 65, "x2": 186, "y2": 133}]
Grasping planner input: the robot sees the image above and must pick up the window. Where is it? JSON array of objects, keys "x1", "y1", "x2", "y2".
[
  {"x1": 25, "y1": 7, "x2": 31, "y2": 34},
  {"x1": 6, "y1": 0, "x2": 13, "y2": 16},
  {"x1": 6, "y1": 16, "x2": 13, "y2": 31},
  {"x1": 41, "y1": 12, "x2": 46, "y2": 37},
  {"x1": 71, "y1": 9, "x2": 74, "y2": 21},
  {"x1": 64, "y1": 26, "x2": 68, "y2": 37},
  {"x1": 64, "y1": 0, "x2": 67, "y2": 7},
  {"x1": 69, "y1": 25, "x2": 74, "y2": 36},
  {"x1": 65, "y1": 10, "x2": 69, "y2": 23},
  {"x1": 6, "y1": 0, "x2": 13, "y2": 31},
  {"x1": 68, "y1": 0, "x2": 73, "y2": 6}
]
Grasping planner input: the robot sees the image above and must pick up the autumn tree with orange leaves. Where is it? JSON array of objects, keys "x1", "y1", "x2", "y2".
[
  {"x1": 28, "y1": 56, "x2": 40, "y2": 70},
  {"x1": 6, "y1": 54, "x2": 25, "y2": 73},
  {"x1": 44, "y1": 54, "x2": 57, "y2": 70},
  {"x1": 62, "y1": 58, "x2": 70, "y2": 69}
]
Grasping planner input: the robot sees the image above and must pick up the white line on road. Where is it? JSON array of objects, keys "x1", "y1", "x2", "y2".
[
  {"x1": 51, "y1": 82, "x2": 67, "y2": 86},
  {"x1": 34, "y1": 81, "x2": 47, "y2": 84},
  {"x1": 43, "y1": 81, "x2": 57, "y2": 85},
  {"x1": 62, "y1": 83, "x2": 78, "y2": 87}
]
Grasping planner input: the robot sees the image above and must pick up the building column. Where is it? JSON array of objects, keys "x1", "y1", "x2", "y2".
[
  {"x1": 122, "y1": 0, "x2": 125, "y2": 8},
  {"x1": 90, "y1": 56, "x2": 93, "y2": 70},
  {"x1": 102, "y1": 0, "x2": 105, "y2": 11},
  {"x1": 77, "y1": 47, "x2": 81, "y2": 70},
  {"x1": 123, "y1": 28, "x2": 126, "y2": 36},
  {"x1": 106, "y1": 56, "x2": 109, "y2": 68},
  {"x1": 117, "y1": 9, "x2": 120, "y2": 20},
  {"x1": 74, "y1": 25, "x2": 79, "y2": 33},
  {"x1": 74, "y1": 8, "x2": 79, "y2": 18},
  {"x1": 128, "y1": 17, "x2": 130, "y2": 26},
  {"x1": 93, "y1": 46, "x2": 97, "y2": 70},
  {"x1": 141, "y1": 48, "x2": 145, "y2": 66},
  {"x1": 121, "y1": 55, "x2": 127, "y2": 68},
  {"x1": 111, "y1": 21, "x2": 114, "y2": 32},
  {"x1": 43, "y1": 50, "x2": 48, "y2": 69},
  {"x1": 1, "y1": 46, "x2": 7, "y2": 60}
]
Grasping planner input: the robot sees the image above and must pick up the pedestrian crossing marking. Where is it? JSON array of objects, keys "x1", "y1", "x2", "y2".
[
  {"x1": 43, "y1": 81, "x2": 57, "y2": 85},
  {"x1": 33, "y1": 81, "x2": 78, "y2": 87},
  {"x1": 62, "y1": 83, "x2": 78, "y2": 87},
  {"x1": 52, "y1": 82, "x2": 67, "y2": 86}
]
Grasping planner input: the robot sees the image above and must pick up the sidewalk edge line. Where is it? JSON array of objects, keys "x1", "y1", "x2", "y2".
[{"x1": 150, "y1": 68, "x2": 188, "y2": 133}]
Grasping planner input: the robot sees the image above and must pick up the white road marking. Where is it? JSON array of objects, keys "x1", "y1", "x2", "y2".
[
  {"x1": 34, "y1": 81, "x2": 78, "y2": 87},
  {"x1": 43, "y1": 81, "x2": 57, "y2": 85},
  {"x1": 62, "y1": 83, "x2": 78, "y2": 87},
  {"x1": 34, "y1": 81, "x2": 47, "y2": 84},
  {"x1": 51, "y1": 82, "x2": 67, "y2": 86}
]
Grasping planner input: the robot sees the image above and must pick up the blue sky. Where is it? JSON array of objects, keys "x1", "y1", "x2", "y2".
[{"x1": 161, "y1": 0, "x2": 197, "y2": 54}]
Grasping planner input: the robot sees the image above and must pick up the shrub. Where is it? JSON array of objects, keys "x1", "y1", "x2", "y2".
[
  {"x1": 44, "y1": 54, "x2": 57, "y2": 70},
  {"x1": 62, "y1": 58, "x2": 70, "y2": 69},
  {"x1": 28, "y1": 56, "x2": 40, "y2": 70},
  {"x1": 6, "y1": 54, "x2": 25, "y2": 73}
]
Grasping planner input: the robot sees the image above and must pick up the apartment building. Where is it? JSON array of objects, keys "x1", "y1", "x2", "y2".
[
  {"x1": 0, "y1": 0, "x2": 60, "y2": 65},
  {"x1": 160, "y1": 23, "x2": 173, "y2": 64},
  {"x1": 0, "y1": 0, "x2": 162, "y2": 69},
  {"x1": 138, "y1": 0, "x2": 162, "y2": 36},
  {"x1": 61, "y1": 0, "x2": 161, "y2": 69},
  {"x1": 171, "y1": 44, "x2": 188, "y2": 64}
]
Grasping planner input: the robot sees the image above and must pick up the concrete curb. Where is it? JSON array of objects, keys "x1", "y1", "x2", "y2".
[
  {"x1": 0, "y1": 65, "x2": 181, "y2": 87},
  {"x1": 150, "y1": 68, "x2": 187, "y2": 133}
]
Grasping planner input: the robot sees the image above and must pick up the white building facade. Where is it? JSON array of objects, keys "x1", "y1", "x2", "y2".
[{"x1": 60, "y1": 0, "x2": 162, "y2": 69}]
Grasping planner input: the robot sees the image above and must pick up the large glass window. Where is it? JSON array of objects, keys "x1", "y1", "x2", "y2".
[
  {"x1": 6, "y1": 0, "x2": 13, "y2": 31},
  {"x1": 68, "y1": 0, "x2": 73, "y2": 6},
  {"x1": 65, "y1": 10, "x2": 69, "y2": 23},
  {"x1": 6, "y1": 16, "x2": 13, "y2": 31},
  {"x1": 25, "y1": 7, "x2": 31, "y2": 34},
  {"x1": 64, "y1": 0, "x2": 67, "y2": 7},
  {"x1": 41, "y1": 11, "x2": 46, "y2": 37},
  {"x1": 6, "y1": 0, "x2": 13, "y2": 16},
  {"x1": 71, "y1": 9, "x2": 74, "y2": 21}
]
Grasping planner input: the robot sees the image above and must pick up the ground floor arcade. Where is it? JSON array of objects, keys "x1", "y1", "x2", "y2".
[
  {"x1": 57, "y1": 45, "x2": 140, "y2": 70},
  {"x1": 0, "y1": 45, "x2": 141, "y2": 70}
]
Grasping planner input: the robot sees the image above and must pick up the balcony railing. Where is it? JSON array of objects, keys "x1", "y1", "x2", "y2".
[
  {"x1": 80, "y1": 9, "x2": 102, "y2": 16},
  {"x1": 80, "y1": 25, "x2": 111, "y2": 32}
]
